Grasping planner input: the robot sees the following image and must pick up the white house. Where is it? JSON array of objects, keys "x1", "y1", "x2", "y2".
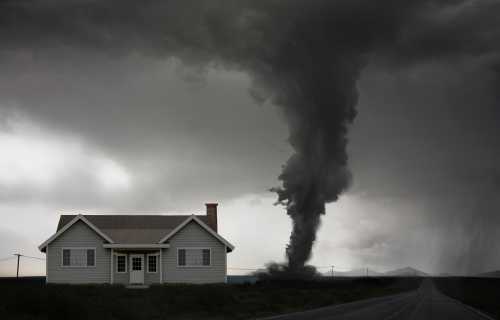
[{"x1": 38, "y1": 203, "x2": 234, "y2": 285}]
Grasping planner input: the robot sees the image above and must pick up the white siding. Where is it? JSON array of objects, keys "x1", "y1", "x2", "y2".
[
  {"x1": 47, "y1": 221, "x2": 110, "y2": 284},
  {"x1": 46, "y1": 219, "x2": 229, "y2": 285},
  {"x1": 162, "y1": 221, "x2": 226, "y2": 284}
]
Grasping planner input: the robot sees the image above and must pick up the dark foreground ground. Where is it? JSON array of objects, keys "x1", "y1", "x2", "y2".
[
  {"x1": 0, "y1": 276, "x2": 420, "y2": 320},
  {"x1": 434, "y1": 277, "x2": 500, "y2": 319}
]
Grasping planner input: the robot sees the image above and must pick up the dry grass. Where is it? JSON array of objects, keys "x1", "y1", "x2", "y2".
[{"x1": 0, "y1": 276, "x2": 421, "y2": 320}]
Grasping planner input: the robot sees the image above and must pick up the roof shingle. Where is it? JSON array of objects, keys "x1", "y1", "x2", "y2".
[{"x1": 57, "y1": 215, "x2": 212, "y2": 244}]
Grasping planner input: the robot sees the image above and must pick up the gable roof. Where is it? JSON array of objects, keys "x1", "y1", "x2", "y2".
[
  {"x1": 40, "y1": 213, "x2": 234, "y2": 252},
  {"x1": 158, "y1": 215, "x2": 235, "y2": 252},
  {"x1": 57, "y1": 214, "x2": 212, "y2": 231},
  {"x1": 56, "y1": 214, "x2": 214, "y2": 244},
  {"x1": 38, "y1": 215, "x2": 114, "y2": 251}
]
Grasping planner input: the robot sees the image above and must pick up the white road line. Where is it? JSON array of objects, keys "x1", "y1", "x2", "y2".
[{"x1": 445, "y1": 295, "x2": 495, "y2": 320}]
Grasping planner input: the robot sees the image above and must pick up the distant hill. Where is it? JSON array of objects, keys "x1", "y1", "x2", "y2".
[
  {"x1": 331, "y1": 268, "x2": 383, "y2": 277},
  {"x1": 475, "y1": 270, "x2": 500, "y2": 278},
  {"x1": 436, "y1": 272, "x2": 454, "y2": 277},
  {"x1": 384, "y1": 267, "x2": 428, "y2": 277},
  {"x1": 320, "y1": 266, "x2": 430, "y2": 277}
]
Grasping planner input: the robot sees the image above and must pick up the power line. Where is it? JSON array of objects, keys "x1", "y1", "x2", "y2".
[
  {"x1": 228, "y1": 265, "x2": 341, "y2": 271},
  {"x1": 0, "y1": 256, "x2": 16, "y2": 262},
  {"x1": 19, "y1": 254, "x2": 45, "y2": 261},
  {"x1": 0, "y1": 255, "x2": 45, "y2": 267},
  {"x1": 9, "y1": 253, "x2": 46, "y2": 278}
]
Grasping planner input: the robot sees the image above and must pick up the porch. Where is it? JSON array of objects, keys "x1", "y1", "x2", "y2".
[{"x1": 103, "y1": 244, "x2": 170, "y2": 285}]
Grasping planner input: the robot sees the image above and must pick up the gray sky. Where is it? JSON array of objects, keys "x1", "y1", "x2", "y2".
[{"x1": 0, "y1": 0, "x2": 499, "y2": 276}]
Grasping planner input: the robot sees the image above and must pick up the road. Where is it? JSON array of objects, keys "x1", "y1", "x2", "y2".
[{"x1": 259, "y1": 279, "x2": 493, "y2": 320}]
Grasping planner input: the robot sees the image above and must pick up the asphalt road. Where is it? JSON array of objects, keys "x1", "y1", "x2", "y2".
[{"x1": 259, "y1": 279, "x2": 493, "y2": 320}]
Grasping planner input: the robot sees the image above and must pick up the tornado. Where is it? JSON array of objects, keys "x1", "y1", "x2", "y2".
[{"x1": 270, "y1": 53, "x2": 359, "y2": 271}]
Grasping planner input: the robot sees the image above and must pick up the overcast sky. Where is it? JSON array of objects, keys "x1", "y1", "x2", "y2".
[{"x1": 1, "y1": 0, "x2": 499, "y2": 276}]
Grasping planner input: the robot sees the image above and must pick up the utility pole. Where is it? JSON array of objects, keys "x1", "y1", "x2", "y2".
[
  {"x1": 14, "y1": 253, "x2": 21, "y2": 278},
  {"x1": 331, "y1": 265, "x2": 334, "y2": 278}
]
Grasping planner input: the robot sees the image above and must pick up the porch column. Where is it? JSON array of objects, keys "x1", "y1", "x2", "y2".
[
  {"x1": 110, "y1": 248, "x2": 114, "y2": 284},
  {"x1": 159, "y1": 249, "x2": 163, "y2": 284},
  {"x1": 224, "y1": 245, "x2": 227, "y2": 284},
  {"x1": 46, "y1": 244, "x2": 49, "y2": 284}
]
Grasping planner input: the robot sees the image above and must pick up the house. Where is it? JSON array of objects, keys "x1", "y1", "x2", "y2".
[{"x1": 38, "y1": 203, "x2": 234, "y2": 285}]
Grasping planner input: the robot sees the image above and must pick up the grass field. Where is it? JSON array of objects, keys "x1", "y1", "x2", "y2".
[
  {"x1": 434, "y1": 277, "x2": 500, "y2": 319},
  {"x1": 0, "y1": 277, "x2": 421, "y2": 320}
]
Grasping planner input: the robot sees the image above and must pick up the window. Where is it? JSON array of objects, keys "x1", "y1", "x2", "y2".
[
  {"x1": 147, "y1": 255, "x2": 157, "y2": 273},
  {"x1": 177, "y1": 248, "x2": 211, "y2": 267},
  {"x1": 116, "y1": 255, "x2": 127, "y2": 273},
  {"x1": 61, "y1": 248, "x2": 96, "y2": 267}
]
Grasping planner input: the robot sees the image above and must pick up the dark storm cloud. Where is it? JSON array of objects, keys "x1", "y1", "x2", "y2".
[
  {"x1": 0, "y1": 64, "x2": 288, "y2": 211},
  {"x1": 1, "y1": 0, "x2": 500, "y2": 273},
  {"x1": 350, "y1": 61, "x2": 500, "y2": 273}
]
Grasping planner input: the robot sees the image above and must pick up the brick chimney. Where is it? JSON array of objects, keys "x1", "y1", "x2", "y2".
[{"x1": 205, "y1": 203, "x2": 218, "y2": 232}]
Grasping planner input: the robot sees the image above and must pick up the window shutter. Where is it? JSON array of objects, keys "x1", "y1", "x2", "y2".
[
  {"x1": 63, "y1": 249, "x2": 71, "y2": 266},
  {"x1": 202, "y1": 249, "x2": 210, "y2": 266},
  {"x1": 178, "y1": 249, "x2": 186, "y2": 266},
  {"x1": 86, "y1": 249, "x2": 95, "y2": 266}
]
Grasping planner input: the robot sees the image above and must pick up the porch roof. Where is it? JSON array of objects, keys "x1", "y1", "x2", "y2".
[{"x1": 103, "y1": 243, "x2": 170, "y2": 249}]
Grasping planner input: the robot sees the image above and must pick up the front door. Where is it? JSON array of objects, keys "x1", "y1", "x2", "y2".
[{"x1": 129, "y1": 254, "x2": 144, "y2": 284}]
